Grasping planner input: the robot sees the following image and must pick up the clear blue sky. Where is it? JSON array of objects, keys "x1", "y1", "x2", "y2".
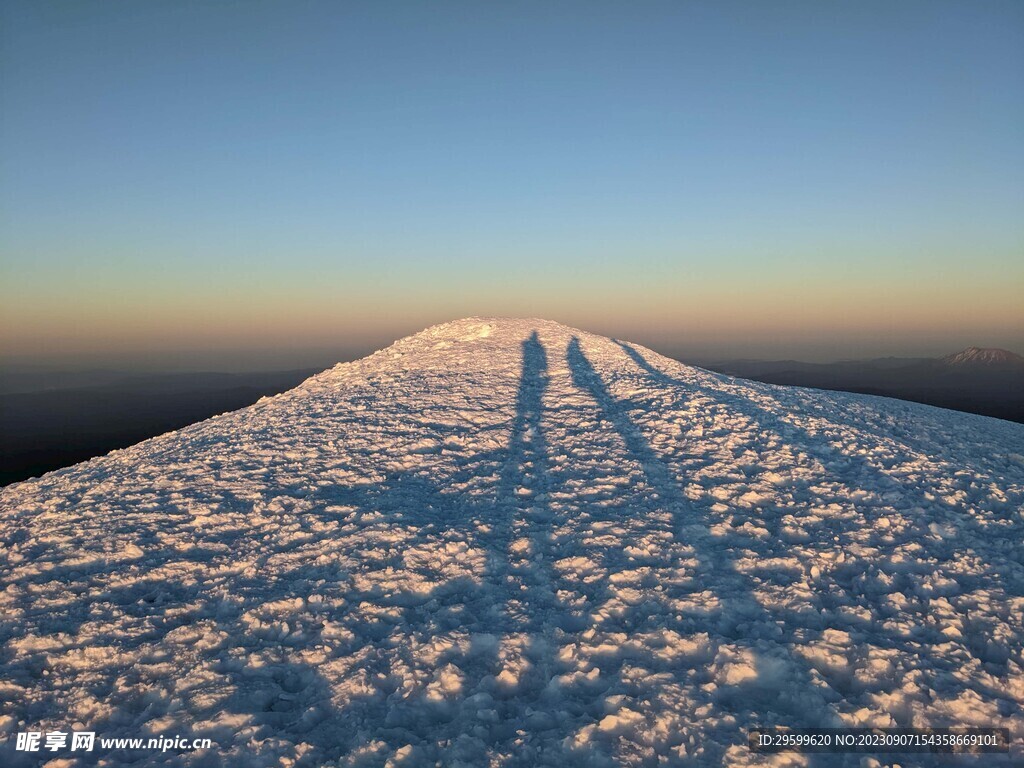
[{"x1": 2, "y1": 1, "x2": 1022, "y2": 369}]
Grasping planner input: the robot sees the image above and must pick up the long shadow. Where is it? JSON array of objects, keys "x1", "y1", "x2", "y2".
[
  {"x1": 493, "y1": 333, "x2": 566, "y2": 639},
  {"x1": 310, "y1": 331, "x2": 585, "y2": 764},
  {"x1": 614, "y1": 341, "x2": 1024, "y2": 654},
  {"x1": 606, "y1": 341, "x2": 1024, "y2": 754},
  {"x1": 566, "y1": 337, "x2": 840, "y2": 765},
  {"x1": 615, "y1": 340, "x2": 1023, "y2": 546},
  {"x1": 328, "y1": 331, "x2": 574, "y2": 760},
  {"x1": 231, "y1": 331, "x2": 577, "y2": 763},
  {"x1": 1, "y1": 332, "x2": 584, "y2": 766},
  {"x1": 439, "y1": 331, "x2": 575, "y2": 757}
]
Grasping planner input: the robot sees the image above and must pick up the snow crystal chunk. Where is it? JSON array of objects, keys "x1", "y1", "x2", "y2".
[
  {"x1": 122, "y1": 543, "x2": 144, "y2": 558},
  {"x1": 928, "y1": 521, "x2": 957, "y2": 539},
  {"x1": 598, "y1": 708, "x2": 644, "y2": 734},
  {"x1": 425, "y1": 663, "x2": 465, "y2": 701},
  {"x1": 385, "y1": 745, "x2": 416, "y2": 767},
  {"x1": 721, "y1": 658, "x2": 758, "y2": 686}
]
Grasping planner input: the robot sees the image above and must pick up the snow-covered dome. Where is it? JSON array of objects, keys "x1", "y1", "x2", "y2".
[{"x1": 2, "y1": 318, "x2": 1022, "y2": 766}]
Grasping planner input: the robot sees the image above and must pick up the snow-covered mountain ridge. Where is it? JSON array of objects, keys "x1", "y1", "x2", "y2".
[
  {"x1": 1, "y1": 317, "x2": 1022, "y2": 767},
  {"x1": 941, "y1": 347, "x2": 1024, "y2": 367}
]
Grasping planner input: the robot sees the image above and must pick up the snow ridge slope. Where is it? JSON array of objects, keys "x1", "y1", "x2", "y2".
[{"x1": 1, "y1": 317, "x2": 1022, "y2": 767}]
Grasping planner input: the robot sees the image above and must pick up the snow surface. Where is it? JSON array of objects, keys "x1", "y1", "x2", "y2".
[{"x1": 1, "y1": 317, "x2": 1022, "y2": 767}]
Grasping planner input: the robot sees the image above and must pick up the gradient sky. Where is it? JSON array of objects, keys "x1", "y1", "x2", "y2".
[{"x1": 2, "y1": 1, "x2": 1023, "y2": 370}]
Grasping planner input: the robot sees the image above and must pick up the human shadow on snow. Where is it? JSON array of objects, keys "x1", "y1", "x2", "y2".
[
  {"x1": 7, "y1": 333, "x2": 1014, "y2": 767},
  {"x1": 607, "y1": 341, "x2": 1022, "y2": 732},
  {"x1": 566, "y1": 337, "x2": 847, "y2": 767}
]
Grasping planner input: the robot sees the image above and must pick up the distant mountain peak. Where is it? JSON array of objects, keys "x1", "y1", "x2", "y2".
[{"x1": 941, "y1": 347, "x2": 1024, "y2": 366}]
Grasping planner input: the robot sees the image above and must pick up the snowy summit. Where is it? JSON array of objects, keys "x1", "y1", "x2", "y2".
[
  {"x1": 940, "y1": 346, "x2": 1024, "y2": 368},
  {"x1": 1, "y1": 317, "x2": 1022, "y2": 767}
]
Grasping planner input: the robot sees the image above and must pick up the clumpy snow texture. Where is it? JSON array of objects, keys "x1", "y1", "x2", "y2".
[{"x1": 1, "y1": 318, "x2": 1022, "y2": 767}]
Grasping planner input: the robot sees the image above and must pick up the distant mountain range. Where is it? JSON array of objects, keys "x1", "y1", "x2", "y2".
[
  {"x1": 0, "y1": 368, "x2": 319, "y2": 486},
  {"x1": 698, "y1": 347, "x2": 1024, "y2": 424}
]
